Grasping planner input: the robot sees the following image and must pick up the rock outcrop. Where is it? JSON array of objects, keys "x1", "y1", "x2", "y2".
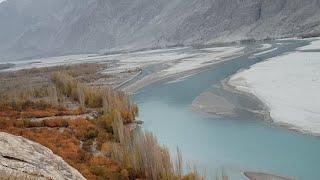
[{"x1": 0, "y1": 132, "x2": 85, "y2": 180}]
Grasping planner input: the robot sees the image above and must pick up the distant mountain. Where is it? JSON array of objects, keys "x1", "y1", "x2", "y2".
[{"x1": 0, "y1": 0, "x2": 320, "y2": 60}]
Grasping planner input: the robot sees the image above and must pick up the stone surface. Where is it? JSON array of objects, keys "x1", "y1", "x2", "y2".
[{"x1": 0, "y1": 132, "x2": 85, "y2": 180}]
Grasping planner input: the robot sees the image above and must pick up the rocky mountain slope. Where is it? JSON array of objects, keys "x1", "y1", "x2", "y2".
[
  {"x1": 0, "y1": 132, "x2": 85, "y2": 180},
  {"x1": 0, "y1": 0, "x2": 319, "y2": 60}
]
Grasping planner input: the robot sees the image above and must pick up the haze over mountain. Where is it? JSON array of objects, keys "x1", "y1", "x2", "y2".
[{"x1": 0, "y1": 0, "x2": 320, "y2": 60}]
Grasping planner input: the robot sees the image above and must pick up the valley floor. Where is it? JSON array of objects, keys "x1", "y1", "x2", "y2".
[
  {"x1": 228, "y1": 38, "x2": 320, "y2": 135},
  {"x1": 0, "y1": 45, "x2": 245, "y2": 93},
  {"x1": 1, "y1": 39, "x2": 319, "y2": 179}
]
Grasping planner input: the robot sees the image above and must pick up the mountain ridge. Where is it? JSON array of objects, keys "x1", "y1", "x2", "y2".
[{"x1": 0, "y1": 0, "x2": 319, "y2": 60}]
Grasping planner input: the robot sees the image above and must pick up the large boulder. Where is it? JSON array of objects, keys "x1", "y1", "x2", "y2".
[{"x1": 0, "y1": 132, "x2": 85, "y2": 180}]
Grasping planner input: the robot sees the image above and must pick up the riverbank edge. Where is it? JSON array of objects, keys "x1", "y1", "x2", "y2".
[
  {"x1": 226, "y1": 69, "x2": 320, "y2": 137},
  {"x1": 224, "y1": 75, "x2": 300, "y2": 179},
  {"x1": 123, "y1": 52, "x2": 245, "y2": 94},
  {"x1": 244, "y1": 172, "x2": 292, "y2": 180},
  {"x1": 222, "y1": 73, "x2": 272, "y2": 119}
]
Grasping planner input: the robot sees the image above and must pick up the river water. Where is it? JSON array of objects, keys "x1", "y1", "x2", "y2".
[{"x1": 132, "y1": 40, "x2": 320, "y2": 180}]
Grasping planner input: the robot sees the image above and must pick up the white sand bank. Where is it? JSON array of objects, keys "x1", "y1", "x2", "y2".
[
  {"x1": 229, "y1": 39, "x2": 320, "y2": 135},
  {"x1": 298, "y1": 38, "x2": 320, "y2": 51}
]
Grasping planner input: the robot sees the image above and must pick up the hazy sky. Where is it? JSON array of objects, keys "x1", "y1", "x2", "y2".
[{"x1": 0, "y1": 0, "x2": 6, "y2": 3}]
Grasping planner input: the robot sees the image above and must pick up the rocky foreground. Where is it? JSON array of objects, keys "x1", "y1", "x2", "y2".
[{"x1": 0, "y1": 132, "x2": 85, "y2": 180}]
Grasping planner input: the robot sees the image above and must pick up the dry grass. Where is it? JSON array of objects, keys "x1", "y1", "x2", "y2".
[
  {"x1": 0, "y1": 66, "x2": 206, "y2": 180},
  {"x1": 53, "y1": 72, "x2": 138, "y2": 123},
  {"x1": 0, "y1": 117, "x2": 126, "y2": 179},
  {"x1": 109, "y1": 109, "x2": 203, "y2": 180}
]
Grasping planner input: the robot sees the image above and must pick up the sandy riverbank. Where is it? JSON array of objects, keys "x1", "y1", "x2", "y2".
[
  {"x1": 1, "y1": 45, "x2": 245, "y2": 93},
  {"x1": 244, "y1": 172, "x2": 292, "y2": 180},
  {"x1": 228, "y1": 38, "x2": 320, "y2": 136},
  {"x1": 122, "y1": 46, "x2": 245, "y2": 93},
  {"x1": 192, "y1": 90, "x2": 236, "y2": 116},
  {"x1": 192, "y1": 81, "x2": 270, "y2": 119}
]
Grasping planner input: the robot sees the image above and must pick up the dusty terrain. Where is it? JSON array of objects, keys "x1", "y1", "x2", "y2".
[{"x1": 0, "y1": 63, "x2": 140, "y2": 93}]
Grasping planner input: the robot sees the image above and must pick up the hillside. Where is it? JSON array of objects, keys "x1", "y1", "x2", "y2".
[
  {"x1": 0, "y1": 64, "x2": 202, "y2": 180},
  {"x1": 0, "y1": 0, "x2": 319, "y2": 60}
]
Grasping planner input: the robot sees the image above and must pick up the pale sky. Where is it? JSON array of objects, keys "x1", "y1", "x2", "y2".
[{"x1": 0, "y1": 0, "x2": 6, "y2": 3}]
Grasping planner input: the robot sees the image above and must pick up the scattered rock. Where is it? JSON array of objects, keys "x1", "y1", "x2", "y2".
[
  {"x1": 134, "y1": 120, "x2": 144, "y2": 125},
  {"x1": 125, "y1": 120, "x2": 144, "y2": 131}
]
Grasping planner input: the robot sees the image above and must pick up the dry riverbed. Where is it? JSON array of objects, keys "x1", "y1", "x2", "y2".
[{"x1": 1, "y1": 45, "x2": 245, "y2": 94}]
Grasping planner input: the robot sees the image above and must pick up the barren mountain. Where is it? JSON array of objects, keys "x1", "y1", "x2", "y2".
[{"x1": 0, "y1": 0, "x2": 319, "y2": 60}]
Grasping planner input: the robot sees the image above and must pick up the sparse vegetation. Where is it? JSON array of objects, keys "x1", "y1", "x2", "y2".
[{"x1": 0, "y1": 65, "x2": 204, "y2": 180}]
